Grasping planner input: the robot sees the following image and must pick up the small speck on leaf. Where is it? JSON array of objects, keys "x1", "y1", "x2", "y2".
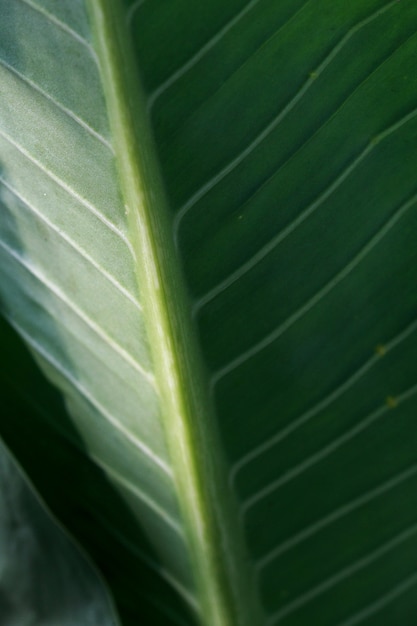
[
  {"x1": 375, "y1": 344, "x2": 386, "y2": 357},
  {"x1": 386, "y1": 396, "x2": 398, "y2": 409}
]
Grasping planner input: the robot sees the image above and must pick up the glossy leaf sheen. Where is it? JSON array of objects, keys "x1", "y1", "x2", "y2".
[{"x1": 1, "y1": 0, "x2": 417, "y2": 625}]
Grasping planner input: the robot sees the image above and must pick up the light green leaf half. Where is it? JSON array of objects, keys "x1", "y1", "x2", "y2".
[
  {"x1": 0, "y1": 0, "x2": 255, "y2": 624},
  {"x1": 1, "y1": 0, "x2": 417, "y2": 625}
]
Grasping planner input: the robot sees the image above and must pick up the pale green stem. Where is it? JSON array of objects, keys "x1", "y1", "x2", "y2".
[{"x1": 86, "y1": 1, "x2": 263, "y2": 625}]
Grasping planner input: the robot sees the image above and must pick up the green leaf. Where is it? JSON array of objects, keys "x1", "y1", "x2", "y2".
[
  {"x1": 0, "y1": 430, "x2": 118, "y2": 626},
  {"x1": 1, "y1": 0, "x2": 417, "y2": 625},
  {"x1": 0, "y1": 313, "x2": 196, "y2": 626}
]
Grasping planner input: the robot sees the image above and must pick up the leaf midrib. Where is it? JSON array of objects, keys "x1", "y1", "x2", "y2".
[{"x1": 86, "y1": 1, "x2": 263, "y2": 625}]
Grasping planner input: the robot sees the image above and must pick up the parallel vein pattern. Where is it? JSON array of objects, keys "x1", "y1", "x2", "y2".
[
  {"x1": 131, "y1": 0, "x2": 417, "y2": 623},
  {"x1": 2, "y1": 0, "x2": 417, "y2": 624},
  {"x1": 0, "y1": 1, "x2": 199, "y2": 624},
  {"x1": 171, "y1": 0, "x2": 401, "y2": 235}
]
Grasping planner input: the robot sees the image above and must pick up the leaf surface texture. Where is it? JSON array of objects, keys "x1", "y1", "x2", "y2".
[{"x1": 1, "y1": 0, "x2": 417, "y2": 625}]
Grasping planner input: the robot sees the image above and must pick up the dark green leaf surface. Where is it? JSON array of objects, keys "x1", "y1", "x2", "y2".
[
  {"x1": 0, "y1": 426, "x2": 117, "y2": 625},
  {"x1": 132, "y1": 0, "x2": 417, "y2": 623},
  {"x1": 1, "y1": 0, "x2": 417, "y2": 624}
]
